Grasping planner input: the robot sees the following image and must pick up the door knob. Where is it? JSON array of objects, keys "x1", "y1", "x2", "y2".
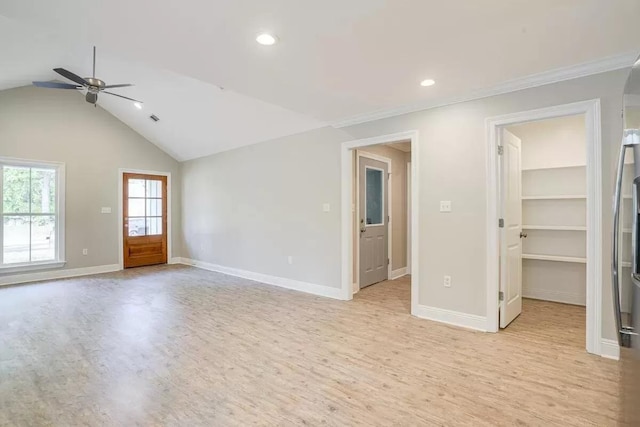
[{"x1": 520, "y1": 232, "x2": 528, "y2": 238}]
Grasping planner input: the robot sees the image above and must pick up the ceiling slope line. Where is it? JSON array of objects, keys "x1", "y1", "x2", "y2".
[{"x1": 331, "y1": 51, "x2": 639, "y2": 129}]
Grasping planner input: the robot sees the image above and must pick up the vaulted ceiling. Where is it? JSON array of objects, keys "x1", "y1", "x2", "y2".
[{"x1": 1, "y1": 1, "x2": 638, "y2": 161}]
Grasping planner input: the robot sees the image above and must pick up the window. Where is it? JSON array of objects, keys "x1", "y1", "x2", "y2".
[
  {"x1": 127, "y1": 178, "x2": 164, "y2": 236},
  {"x1": 0, "y1": 158, "x2": 65, "y2": 272},
  {"x1": 365, "y1": 167, "x2": 384, "y2": 225}
]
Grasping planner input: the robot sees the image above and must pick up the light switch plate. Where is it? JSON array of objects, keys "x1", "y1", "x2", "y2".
[
  {"x1": 323, "y1": 203, "x2": 331, "y2": 212},
  {"x1": 443, "y1": 275, "x2": 452, "y2": 287},
  {"x1": 101, "y1": 207, "x2": 112, "y2": 214},
  {"x1": 440, "y1": 201, "x2": 452, "y2": 213}
]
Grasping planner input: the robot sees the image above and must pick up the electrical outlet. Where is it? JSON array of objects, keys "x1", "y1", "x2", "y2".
[
  {"x1": 82, "y1": 248, "x2": 88, "y2": 256},
  {"x1": 101, "y1": 207, "x2": 112, "y2": 214},
  {"x1": 440, "y1": 201, "x2": 452, "y2": 213},
  {"x1": 288, "y1": 256, "x2": 293, "y2": 265},
  {"x1": 443, "y1": 275, "x2": 451, "y2": 288}
]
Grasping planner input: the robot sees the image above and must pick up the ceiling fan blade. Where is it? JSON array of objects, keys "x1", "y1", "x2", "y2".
[
  {"x1": 103, "y1": 91, "x2": 143, "y2": 103},
  {"x1": 53, "y1": 68, "x2": 88, "y2": 86},
  {"x1": 103, "y1": 84, "x2": 134, "y2": 89},
  {"x1": 33, "y1": 81, "x2": 81, "y2": 89}
]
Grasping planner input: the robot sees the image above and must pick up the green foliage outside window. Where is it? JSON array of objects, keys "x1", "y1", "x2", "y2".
[{"x1": 2, "y1": 166, "x2": 56, "y2": 225}]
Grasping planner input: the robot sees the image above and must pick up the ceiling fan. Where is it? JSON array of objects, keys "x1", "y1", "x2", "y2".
[{"x1": 33, "y1": 46, "x2": 143, "y2": 106}]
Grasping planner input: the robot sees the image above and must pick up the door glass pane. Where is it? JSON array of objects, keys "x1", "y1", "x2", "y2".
[
  {"x1": 146, "y1": 199, "x2": 162, "y2": 217},
  {"x1": 3, "y1": 166, "x2": 30, "y2": 214},
  {"x1": 3, "y1": 215, "x2": 30, "y2": 264},
  {"x1": 30, "y1": 168, "x2": 56, "y2": 214},
  {"x1": 128, "y1": 199, "x2": 145, "y2": 217},
  {"x1": 31, "y1": 215, "x2": 55, "y2": 262},
  {"x1": 146, "y1": 180, "x2": 162, "y2": 198},
  {"x1": 128, "y1": 179, "x2": 145, "y2": 197},
  {"x1": 128, "y1": 217, "x2": 146, "y2": 236},
  {"x1": 146, "y1": 217, "x2": 162, "y2": 235},
  {"x1": 365, "y1": 168, "x2": 383, "y2": 225}
]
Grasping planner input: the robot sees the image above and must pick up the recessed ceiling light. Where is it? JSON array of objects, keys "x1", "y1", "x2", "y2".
[
  {"x1": 134, "y1": 102, "x2": 142, "y2": 110},
  {"x1": 256, "y1": 33, "x2": 278, "y2": 46},
  {"x1": 420, "y1": 79, "x2": 436, "y2": 87}
]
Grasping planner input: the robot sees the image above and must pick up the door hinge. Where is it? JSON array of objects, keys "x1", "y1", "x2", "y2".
[
  {"x1": 498, "y1": 218, "x2": 504, "y2": 228},
  {"x1": 387, "y1": 258, "x2": 390, "y2": 265},
  {"x1": 497, "y1": 145, "x2": 504, "y2": 155},
  {"x1": 499, "y1": 291, "x2": 504, "y2": 301}
]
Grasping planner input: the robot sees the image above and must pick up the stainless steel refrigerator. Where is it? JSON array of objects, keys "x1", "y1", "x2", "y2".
[{"x1": 613, "y1": 54, "x2": 640, "y2": 425}]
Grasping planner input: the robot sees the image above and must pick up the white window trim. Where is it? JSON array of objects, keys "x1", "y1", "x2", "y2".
[{"x1": 0, "y1": 156, "x2": 66, "y2": 273}]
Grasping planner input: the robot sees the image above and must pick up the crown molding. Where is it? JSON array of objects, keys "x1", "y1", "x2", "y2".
[{"x1": 332, "y1": 51, "x2": 639, "y2": 129}]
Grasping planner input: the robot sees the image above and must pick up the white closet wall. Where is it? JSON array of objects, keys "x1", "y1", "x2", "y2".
[{"x1": 508, "y1": 115, "x2": 587, "y2": 306}]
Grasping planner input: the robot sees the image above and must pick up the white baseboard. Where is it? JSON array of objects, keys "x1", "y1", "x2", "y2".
[
  {"x1": 0, "y1": 264, "x2": 121, "y2": 287},
  {"x1": 168, "y1": 257, "x2": 184, "y2": 265},
  {"x1": 180, "y1": 258, "x2": 346, "y2": 300},
  {"x1": 523, "y1": 288, "x2": 585, "y2": 306},
  {"x1": 390, "y1": 267, "x2": 408, "y2": 280},
  {"x1": 412, "y1": 304, "x2": 488, "y2": 332},
  {"x1": 600, "y1": 339, "x2": 620, "y2": 361}
]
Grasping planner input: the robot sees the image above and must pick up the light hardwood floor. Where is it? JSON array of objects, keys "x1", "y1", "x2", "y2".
[{"x1": 0, "y1": 266, "x2": 622, "y2": 426}]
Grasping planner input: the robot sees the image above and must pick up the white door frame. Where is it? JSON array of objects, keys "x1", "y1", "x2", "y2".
[
  {"x1": 355, "y1": 151, "x2": 393, "y2": 291},
  {"x1": 341, "y1": 130, "x2": 419, "y2": 314},
  {"x1": 118, "y1": 168, "x2": 173, "y2": 270},
  {"x1": 485, "y1": 99, "x2": 602, "y2": 355},
  {"x1": 406, "y1": 161, "x2": 412, "y2": 275}
]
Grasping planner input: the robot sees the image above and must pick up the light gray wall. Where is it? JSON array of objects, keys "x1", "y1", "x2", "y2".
[
  {"x1": 181, "y1": 127, "x2": 351, "y2": 288},
  {"x1": 182, "y1": 69, "x2": 627, "y2": 341},
  {"x1": 0, "y1": 86, "x2": 181, "y2": 273}
]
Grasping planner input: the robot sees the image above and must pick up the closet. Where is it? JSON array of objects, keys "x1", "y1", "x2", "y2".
[{"x1": 508, "y1": 115, "x2": 587, "y2": 306}]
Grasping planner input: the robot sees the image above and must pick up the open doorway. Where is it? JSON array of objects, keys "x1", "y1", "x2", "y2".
[
  {"x1": 340, "y1": 131, "x2": 419, "y2": 314},
  {"x1": 487, "y1": 100, "x2": 604, "y2": 356},
  {"x1": 500, "y1": 115, "x2": 589, "y2": 347},
  {"x1": 351, "y1": 140, "x2": 412, "y2": 310}
]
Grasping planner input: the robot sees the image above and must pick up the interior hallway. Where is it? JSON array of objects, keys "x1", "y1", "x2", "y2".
[{"x1": 0, "y1": 266, "x2": 621, "y2": 426}]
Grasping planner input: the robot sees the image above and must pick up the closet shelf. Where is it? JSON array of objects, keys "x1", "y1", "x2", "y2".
[
  {"x1": 522, "y1": 254, "x2": 586, "y2": 264},
  {"x1": 522, "y1": 165, "x2": 586, "y2": 172},
  {"x1": 523, "y1": 225, "x2": 586, "y2": 231},
  {"x1": 522, "y1": 195, "x2": 586, "y2": 200}
]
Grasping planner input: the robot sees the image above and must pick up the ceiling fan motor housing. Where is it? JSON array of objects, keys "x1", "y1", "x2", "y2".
[
  {"x1": 85, "y1": 78, "x2": 105, "y2": 88},
  {"x1": 85, "y1": 91, "x2": 98, "y2": 104}
]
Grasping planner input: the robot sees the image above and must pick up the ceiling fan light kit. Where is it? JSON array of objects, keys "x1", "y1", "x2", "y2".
[{"x1": 32, "y1": 46, "x2": 143, "y2": 107}]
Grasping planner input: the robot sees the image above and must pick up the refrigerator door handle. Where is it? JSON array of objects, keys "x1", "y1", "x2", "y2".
[{"x1": 611, "y1": 143, "x2": 637, "y2": 347}]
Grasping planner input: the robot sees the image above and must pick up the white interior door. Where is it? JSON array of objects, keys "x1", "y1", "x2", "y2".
[{"x1": 499, "y1": 129, "x2": 523, "y2": 328}]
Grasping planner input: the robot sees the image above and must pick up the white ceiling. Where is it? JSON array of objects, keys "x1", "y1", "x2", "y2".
[{"x1": 0, "y1": 1, "x2": 639, "y2": 161}]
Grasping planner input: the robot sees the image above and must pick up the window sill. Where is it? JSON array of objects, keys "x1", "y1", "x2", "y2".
[{"x1": 0, "y1": 261, "x2": 66, "y2": 274}]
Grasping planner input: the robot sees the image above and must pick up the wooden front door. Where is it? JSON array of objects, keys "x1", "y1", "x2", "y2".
[{"x1": 123, "y1": 173, "x2": 168, "y2": 268}]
